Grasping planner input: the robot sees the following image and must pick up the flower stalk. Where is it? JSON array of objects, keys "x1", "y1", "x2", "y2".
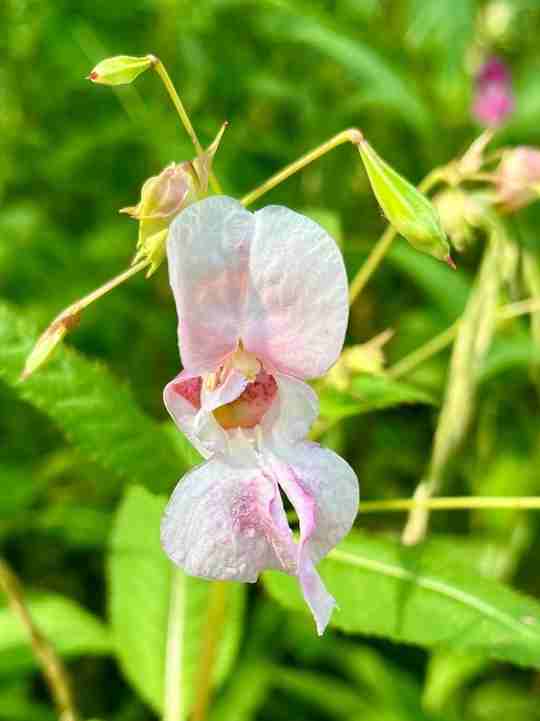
[{"x1": 0, "y1": 559, "x2": 80, "y2": 721}]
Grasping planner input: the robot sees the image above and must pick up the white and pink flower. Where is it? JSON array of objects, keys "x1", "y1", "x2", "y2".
[{"x1": 161, "y1": 196, "x2": 359, "y2": 634}]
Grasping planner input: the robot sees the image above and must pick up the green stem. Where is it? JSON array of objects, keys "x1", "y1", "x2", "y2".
[
  {"x1": 387, "y1": 321, "x2": 460, "y2": 379},
  {"x1": 191, "y1": 582, "x2": 228, "y2": 721},
  {"x1": 360, "y1": 496, "x2": 540, "y2": 513},
  {"x1": 386, "y1": 296, "x2": 540, "y2": 381},
  {"x1": 163, "y1": 569, "x2": 185, "y2": 721},
  {"x1": 240, "y1": 128, "x2": 363, "y2": 208},
  {"x1": 0, "y1": 559, "x2": 80, "y2": 721},
  {"x1": 151, "y1": 57, "x2": 222, "y2": 194}
]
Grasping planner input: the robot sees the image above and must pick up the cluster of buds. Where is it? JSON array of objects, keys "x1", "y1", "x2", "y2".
[{"x1": 324, "y1": 330, "x2": 393, "y2": 392}]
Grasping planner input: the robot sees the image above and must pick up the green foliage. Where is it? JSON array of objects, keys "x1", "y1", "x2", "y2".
[
  {"x1": 0, "y1": 302, "x2": 183, "y2": 493},
  {"x1": 109, "y1": 485, "x2": 245, "y2": 716},
  {"x1": 2, "y1": 0, "x2": 540, "y2": 719},
  {"x1": 263, "y1": 530, "x2": 540, "y2": 668}
]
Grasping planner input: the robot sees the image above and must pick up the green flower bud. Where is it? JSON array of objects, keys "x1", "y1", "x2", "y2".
[
  {"x1": 357, "y1": 140, "x2": 452, "y2": 264},
  {"x1": 87, "y1": 55, "x2": 154, "y2": 86},
  {"x1": 21, "y1": 312, "x2": 81, "y2": 380}
]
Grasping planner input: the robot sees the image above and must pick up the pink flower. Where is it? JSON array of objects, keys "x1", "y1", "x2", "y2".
[
  {"x1": 161, "y1": 196, "x2": 359, "y2": 634},
  {"x1": 495, "y1": 146, "x2": 540, "y2": 212},
  {"x1": 472, "y1": 57, "x2": 514, "y2": 127}
]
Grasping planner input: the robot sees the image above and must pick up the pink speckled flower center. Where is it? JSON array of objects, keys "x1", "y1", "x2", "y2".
[
  {"x1": 172, "y1": 376, "x2": 202, "y2": 409},
  {"x1": 214, "y1": 371, "x2": 278, "y2": 429}
]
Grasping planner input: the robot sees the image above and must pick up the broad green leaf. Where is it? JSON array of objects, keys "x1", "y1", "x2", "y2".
[
  {"x1": 0, "y1": 301, "x2": 183, "y2": 493},
  {"x1": 263, "y1": 531, "x2": 540, "y2": 669},
  {"x1": 0, "y1": 594, "x2": 111, "y2": 675},
  {"x1": 319, "y1": 374, "x2": 436, "y2": 423},
  {"x1": 109, "y1": 485, "x2": 245, "y2": 715}
]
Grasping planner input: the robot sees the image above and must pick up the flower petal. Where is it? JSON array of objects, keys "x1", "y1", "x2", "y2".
[
  {"x1": 261, "y1": 373, "x2": 319, "y2": 443},
  {"x1": 200, "y1": 369, "x2": 248, "y2": 413},
  {"x1": 161, "y1": 448, "x2": 297, "y2": 582},
  {"x1": 274, "y1": 441, "x2": 359, "y2": 564},
  {"x1": 265, "y1": 441, "x2": 359, "y2": 634},
  {"x1": 244, "y1": 205, "x2": 349, "y2": 379},
  {"x1": 164, "y1": 371, "x2": 228, "y2": 458},
  {"x1": 167, "y1": 196, "x2": 254, "y2": 373}
]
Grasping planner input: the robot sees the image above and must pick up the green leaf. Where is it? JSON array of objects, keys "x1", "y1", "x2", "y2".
[
  {"x1": 0, "y1": 301, "x2": 183, "y2": 493},
  {"x1": 0, "y1": 594, "x2": 111, "y2": 675},
  {"x1": 109, "y1": 485, "x2": 245, "y2": 716},
  {"x1": 319, "y1": 374, "x2": 436, "y2": 423},
  {"x1": 263, "y1": 531, "x2": 540, "y2": 669}
]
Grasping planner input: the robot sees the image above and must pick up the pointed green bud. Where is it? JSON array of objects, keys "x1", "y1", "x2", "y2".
[
  {"x1": 21, "y1": 312, "x2": 81, "y2": 380},
  {"x1": 87, "y1": 55, "x2": 154, "y2": 86},
  {"x1": 357, "y1": 140, "x2": 453, "y2": 264}
]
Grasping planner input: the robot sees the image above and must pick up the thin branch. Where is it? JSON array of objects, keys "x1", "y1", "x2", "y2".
[
  {"x1": 191, "y1": 582, "x2": 228, "y2": 721},
  {"x1": 150, "y1": 56, "x2": 222, "y2": 194},
  {"x1": 240, "y1": 128, "x2": 363, "y2": 207},
  {"x1": 359, "y1": 496, "x2": 540, "y2": 513},
  {"x1": 0, "y1": 559, "x2": 80, "y2": 721}
]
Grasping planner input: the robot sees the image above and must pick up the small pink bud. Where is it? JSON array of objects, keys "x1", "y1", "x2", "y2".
[
  {"x1": 472, "y1": 57, "x2": 514, "y2": 127},
  {"x1": 495, "y1": 146, "x2": 540, "y2": 212},
  {"x1": 120, "y1": 164, "x2": 190, "y2": 221}
]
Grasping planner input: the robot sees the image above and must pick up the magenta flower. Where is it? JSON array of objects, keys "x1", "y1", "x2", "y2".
[
  {"x1": 161, "y1": 196, "x2": 359, "y2": 634},
  {"x1": 472, "y1": 57, "x2": 514, "y2": 127}
]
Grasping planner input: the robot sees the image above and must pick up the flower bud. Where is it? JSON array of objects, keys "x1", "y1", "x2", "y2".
[
  {"x1": 472, "y1": 57, "x2": 514, "y2": 127},
  {"x1": 433, "y1": 189, "x2": 485, "y2": 252},
  {"x1": 87, "y1": 55, "x2": 154, "y2": 85},
  {"x1": 357, "y1": 140, "x2": 452, "y2": 264},
  {"x1": 120, "y1": 163, "x2": 191, "y2": 221},
  {"x1": 495, "y1": 146, "x2": 540, "y2": 212},
  {"x1": 325, "y1": 330, "x2": 393, "y2": 392},
  {"x1": 122, "y1": 122, "x2": 228, "y2": 275},
  {"x1": 21, "y1": 312, "x2": 81, "y2": 380}
]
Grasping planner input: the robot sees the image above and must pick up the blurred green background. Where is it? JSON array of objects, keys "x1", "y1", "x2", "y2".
[{"x1": 2, "y1": 1, "x2": 540, "y2": 720}]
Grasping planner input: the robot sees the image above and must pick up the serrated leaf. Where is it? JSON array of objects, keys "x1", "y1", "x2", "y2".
[
  {"x1": 0, "y1": 594, "x2": 111, "y2": 675},
  {"x1": 263, "y1": 531, "x2": 540, "y2": 669},
  {"x1": 109, "y1": 485, "x2": 245, "y2": 716},
  {"x1": 0, "y1": 301, "x2": 183, "y2": 493},
  {"x1": 319, "y1": 374, "x2": 436, "y2": 423}
]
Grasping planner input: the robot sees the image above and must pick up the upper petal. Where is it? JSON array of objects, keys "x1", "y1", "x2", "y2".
[
  {"x1": 243, "y1": 205, "x2": 349, "y2": 379},
  {"x1": 161, "y1": 449, "x2": 297, "y2": 582},
  {"x1": 167, "y1": 196, "x2": 255, "y2": 373}
]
